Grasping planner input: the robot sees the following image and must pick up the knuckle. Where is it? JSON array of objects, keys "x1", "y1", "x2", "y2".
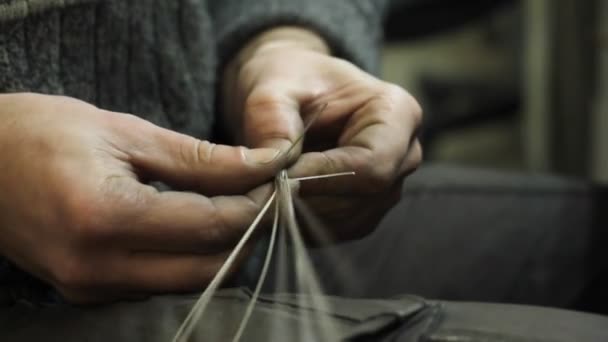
[
  {"x1": 194, "y1": 139, "x2": 215, "y2": 164},
  {"x1": 370, "y1": 84, "x2": 400, "y2": 113},
  {"x1": 101, "y1": 183, "x2": 157, "y2": 230},
  {"x1": 202, "y1": 199, "x2": 231, "y2": 243},
  {"x1": 319, "y1": 151, "x2": 341, "y2": 175},
  {"x1": 115, "y1": 183, "x2": 156, "y2": 211},
  {"x1": 381, "y1": 82, "x2": 424, "y2": 126},
  {"x1": 62, "y1": 189, "x2": 109, "y2": 242},
  {"x1": 384, "y1": 83, "x2": 407, "y2": 98},
  {"x1": 64, "y1": 179, "x2": 152, "y2": 243},
  {"x1": 244, "y1": 90, "x2": 288, "y2": 115}
]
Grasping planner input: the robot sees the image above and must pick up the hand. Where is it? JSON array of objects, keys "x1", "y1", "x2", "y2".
[
  {"x1": 0, "y1": 93, "x2": 281, "y2": 303},
  {"x1": 222, "y1": 28, "x2": 423, "y2": 241}
]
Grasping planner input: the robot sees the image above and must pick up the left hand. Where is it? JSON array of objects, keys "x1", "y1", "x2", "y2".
[{"x1": 221, "y1": 27, "x2": 423, "y2": 241}]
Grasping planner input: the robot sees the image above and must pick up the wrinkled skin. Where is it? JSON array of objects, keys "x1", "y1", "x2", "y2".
[
  {"x1": 0, "y1": 27, "x2": 422, "y2": 303},
  {"x1": 0, "y1": 93, "x2": 283, "y2": 303},
  {"x1": 223, "y1": 27, "x2": 423, "y2": 241}
]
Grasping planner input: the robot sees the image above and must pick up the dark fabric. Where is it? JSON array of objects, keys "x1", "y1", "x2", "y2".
[
  {"x1": 310, "y1": 164, "x2": 608, "y2": 313},
  {"x1": 2, "y1": 164, "x2": 607, "y2": 309},
  {"x1": 210, "y1": 0, "x2": 390, "y2": 75},
  {"x1": 2, "y1": 165, "x2": 608, "y2": 340},
  {"x1": 0, "y1": 0, "x2": 388, "y2": 139},
  {"x1": 2, "y1": 2, "x2": 608, "y2": 338},
  {"x1": 0, "y1": 0, "x2": 391, "y2": 302},
  {"x1": 418, "y1": 301, "x2": 608, "y2": 342},
  {"x1": 2, "y1": 288, "x2": 608, "y2": 341},
  {"x1": 0, "y1": 288, "x2": 432, "y2": 341},
  {"x1": 0, "y1": 0, "x2": 216, "y2": 138}
]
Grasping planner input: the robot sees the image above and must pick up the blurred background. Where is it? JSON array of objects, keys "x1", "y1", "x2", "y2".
[{"x1": 382, "y1": 0, "x2": 607, "y2": 182}]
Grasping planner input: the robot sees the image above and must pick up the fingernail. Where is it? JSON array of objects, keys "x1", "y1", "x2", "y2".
[{"x1": 245, "y1": 148, "x2": 281, "y2": 164}]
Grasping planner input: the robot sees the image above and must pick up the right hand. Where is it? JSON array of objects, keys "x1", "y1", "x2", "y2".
[{"x1": 0, "y1": 93, "x2": 282, "y2": 303}]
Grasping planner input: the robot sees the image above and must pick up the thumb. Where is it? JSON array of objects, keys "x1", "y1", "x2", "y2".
[
  {"x1": 242, "y1": 89, "x2": 304, "y2": 162},
  {"x1": 114, "y1": 113, "x2": 282, "y2": 195}
]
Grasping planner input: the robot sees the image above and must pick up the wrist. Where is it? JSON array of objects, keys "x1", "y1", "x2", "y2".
[
  {"x1": 220, "y1": 27, "x2": 330, "y2": 142},
  {"x1": 247, "y1": 26, "x2": 330, "y2": 57},
  {"x1": 232, "y1": 27, "x2": 330, "y2": 67}
]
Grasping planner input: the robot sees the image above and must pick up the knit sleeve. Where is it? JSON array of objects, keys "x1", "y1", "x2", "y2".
[{"x1": 209, "y1": 0, "x2": 390, "y2": 75}]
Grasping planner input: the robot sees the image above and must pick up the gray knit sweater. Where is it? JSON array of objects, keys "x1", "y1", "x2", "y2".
[
  {"x1": 0, "y1": 0, "x2": 388, "y2": 140},
  {"x1": 0, "y1": 0, "x2": 389, "y2": 303}
]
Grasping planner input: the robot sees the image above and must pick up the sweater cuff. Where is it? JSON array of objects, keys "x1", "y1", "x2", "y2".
[{"x1": 212, "y1": 0, "x2": 385, "y2": 75}]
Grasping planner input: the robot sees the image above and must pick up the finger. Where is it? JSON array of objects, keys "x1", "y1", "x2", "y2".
[
  {"x1": 100, "y1": 177, "x2": 274, "y2": 254},
  {"x1": 288, "y1": 86, "x2": 422, "y2": 195},
  {"x1": 242, "y1": 87, "x2": 305, "y2": 153},
  {"x1": 242, "y1": 86, "x2": 331, "y2": 165},
  {"x1": 108, "y1": 112, "x2": 282, "y2": 195}
]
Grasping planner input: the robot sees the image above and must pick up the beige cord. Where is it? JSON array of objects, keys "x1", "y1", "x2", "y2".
[
  {"x1": 230, "y1": 188, "x2": 280, "y2": 342},
  {"x1": 171, "y1": 191, "x2": 277, "y2": 342},
  {"x1": 171, "y1": 103, "x2": 355, "y2": 342}
]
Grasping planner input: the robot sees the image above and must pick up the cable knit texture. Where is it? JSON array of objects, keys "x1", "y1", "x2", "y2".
[
  {"x1": 0, "y1": 0, "x2": 389, "y2": 137},
  {"x1": 0, "y1": 0, "x2": 216, "y2": 138},
  {"x1": 210, "y1": 0, "x2": 389, "y2": 75}
]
